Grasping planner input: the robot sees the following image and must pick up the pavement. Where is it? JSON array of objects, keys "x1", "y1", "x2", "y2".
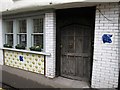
[
  {"x1": 0, "y1": 83, "x2": 16, "y2": 90},
  {"x1": 0, "y1": 65, "x2": 90, "y2": 89}
]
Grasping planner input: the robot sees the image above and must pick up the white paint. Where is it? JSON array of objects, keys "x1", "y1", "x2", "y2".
[
  {"x1": 92, "y1": 3, "x2": 119, "y2": 88},
  {"x1": 44, "y1": 12, "x2": 56, "y2": 78},
  {"x1": 0, "y1": 17, "x2": 3, "y2": 65},
  {"x1": 1, "y1": 0, "x2": 120, "y2": 13},
  {"x1": 13, "y1": 20, "x2": 19, "y2": 48},
  {"x1": 1, "y1": 48, "x2": 51, "y2": 55},
  {"x1": 27, "y1": 18, "x2": 33, "y2": 49},
  {"x1": 0, "y1": 0, "x2": 13, "y2": 12}
]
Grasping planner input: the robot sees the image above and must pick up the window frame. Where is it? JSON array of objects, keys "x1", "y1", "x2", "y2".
[
  {"x1": 17, "y1": 19, "x2": 27, "y2": 47},
  {"x1": 3, "y1": 15, "x2": 45, "y2": 51},
  {"x1": 4, "y1": 20, "x2": 14, "y2": 46},
  {"x1": 31, "y1": 16, "x2": 45, "y2": 50}
]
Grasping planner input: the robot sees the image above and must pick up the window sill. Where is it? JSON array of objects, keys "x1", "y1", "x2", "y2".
[{"x1": 2, "y1": 48, "x2": 51, "y2": 56}]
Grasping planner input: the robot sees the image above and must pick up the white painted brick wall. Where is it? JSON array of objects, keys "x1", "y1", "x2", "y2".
[
  {"x1": 92, "y1": 3, "x2": 119, "y2": 88},
  {"x1": 44, "y1": 12, "x2": 56, "y2": 78},
  {"x1": 0, "y1": 16, "x2": 3, "y2": 65}
]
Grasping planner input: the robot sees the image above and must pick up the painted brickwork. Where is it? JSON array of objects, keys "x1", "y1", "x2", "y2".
[
  {"x1": 0, "y1": 17, "x2": 3, "y2": 65},
  {"x1": 44, "y1": 12, "x2": 56, "y2": 78},
  {"x1": 4, "y1": 50, "x2": 45, "y2": 74},
  {"x1": 92, "y1": 3, "x2": 119, "y2": 88}
]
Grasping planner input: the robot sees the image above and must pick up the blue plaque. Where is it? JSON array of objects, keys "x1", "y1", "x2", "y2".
[{"x1": 102, "y1": 34, "x2": 112, "y2": 43}]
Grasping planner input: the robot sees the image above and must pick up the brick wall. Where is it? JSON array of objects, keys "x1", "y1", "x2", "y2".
[
  {"x1": 44, "y1": 12, "x2": 56, "y2": 78},
  {"x1": 92, "y1": 3, "x2": 119, "y2": 88},
  {"x1": 0, "y1": 16, "x2": 3, "y2": 65}
]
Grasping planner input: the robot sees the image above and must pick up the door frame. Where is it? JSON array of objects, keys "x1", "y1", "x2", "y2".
[{"x1": 56, "y1": 7, "x2": 96, "y2": 84}]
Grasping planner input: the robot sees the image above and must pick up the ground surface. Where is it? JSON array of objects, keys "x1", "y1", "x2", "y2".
[
  {"x1": 0, "y1": 65, "x2": 89, "y2": 88},
  {"x1": 0, "y1": 83, "x2": 17, "y2": 90}
]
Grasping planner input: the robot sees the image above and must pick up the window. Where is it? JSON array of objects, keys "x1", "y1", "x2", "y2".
[
  {"x1": 32, "y1": 18, "x2": 43, "y2": 48},
  {"x1": 4, "y1": 16, "x2": 45, "y2": 51},
  {"x1": 17, "y1": 20, "x2": 27, "y2": 47},
  {"x1": 5, "y1": 21, "x2": 13, "y2": 46}
]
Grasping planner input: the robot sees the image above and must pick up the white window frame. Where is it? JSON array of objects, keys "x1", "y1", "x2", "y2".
[
  {"x1": 4, "y1": 20, "x2": 14, "y2": 46},
  {"x1": 3, "y1": 15, "x2": 45, "y2": 51},
  {"x1": 17, "y1": 19, "x2": 27, "y2": 47},
  {"x1": 31, "y1": 16, "x2": 44, "y2": 50},
  {"x1": 5, "y1": 33, "x2": 13, "y2": 45}
]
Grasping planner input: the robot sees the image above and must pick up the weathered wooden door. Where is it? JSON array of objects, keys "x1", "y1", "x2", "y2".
[{"x1": 61, "y1": 24, "x2": 92, "y2": 81}]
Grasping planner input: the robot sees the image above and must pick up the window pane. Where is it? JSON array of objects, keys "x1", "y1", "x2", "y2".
[
  {"x1": 33, "y1": 18, "x2": 43, "y2": 33},
  {"x1": 6, "y1": 34, "x2": 13, "y2": 46},
  {"x1": 19, "y1": 20, "x2": 26, "y2": 33},
  {"x1": 6, "y1": 21, "x2": 13, "y2": 33},
  {"x1": 34, "y1": 35, "x2": 43, "y2": 48},
  {"x1": 19, "y1": 34, "x2": 27, "y2": 47}
]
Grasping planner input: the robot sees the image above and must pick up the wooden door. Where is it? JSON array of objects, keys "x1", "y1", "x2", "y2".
[{"x1": 61, "y1": 24, "x2": 92, "y2": 81}]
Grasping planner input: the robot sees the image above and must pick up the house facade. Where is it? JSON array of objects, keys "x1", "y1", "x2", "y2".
[{"x1": 0, "y1": 0, "x2": 120, "y2": 88}]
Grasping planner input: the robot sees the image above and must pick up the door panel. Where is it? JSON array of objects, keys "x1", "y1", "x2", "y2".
[
  {"x1": 61, "y1": 24, "x2": 92, "y2": 81},
  {"x1": 75, "y1": 36, "x2": 82, "y2": 53}
]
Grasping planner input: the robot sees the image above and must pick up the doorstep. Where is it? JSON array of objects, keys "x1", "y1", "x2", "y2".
[
  {"x1": 0, "y1": 65, "x2": 90, "y2": 88},
  {"x1": 53, "y1": 77, "x2": 90, "y2": 88}
]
